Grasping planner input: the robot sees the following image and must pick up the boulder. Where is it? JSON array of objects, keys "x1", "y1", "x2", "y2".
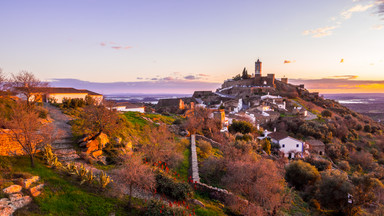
[
  {"x1": 85, "y1": 139, "x2": 100, "y2": 154},
  {"x1": 91, "y1": 150, "x2": 103, "y2": 158},
  {"x1": 0, "y1": 205, "x2": 13, "y2": 216},
  {"x1": 3, "y1": 185, "x2": 22, "y2": 194},
  {"x1": 23, "y1": 176, "x2": 40, "y2": 189},
  {"x1": 11, "y1": 195, "x2": 32, "y2": 209},
  {"x1": 192, "y1": 199, "x2": 205, "y2": 208},
  {"x1": 9, "y1": 193, "x2": 23, "y2": 202},
  {"x1": 29, "y1": 184, "x2": 44, "y2": 197},
  {"x1": 97, "y1": 133, "x2": 109, "y2": 148}
]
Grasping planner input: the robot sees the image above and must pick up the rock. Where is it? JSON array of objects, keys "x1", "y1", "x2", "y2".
[
  {"x1": 23, "y1": 176, "x2": 40, "y2": 189},
  {"x1": 0, "y1": 205, "x2": 14, "y2": 216},
  {"x1": 9, "y1": 193, "x2": 23, "y2": 202},
  {"x1": 29, "y1": 184, "x2": 44, "y2": 197},
  {"x1": 91, "y1": 150, "x2": 103, "y2": 158},
  {"x1": 97, "y1": 133, "x2": 109, "y2": 148},
  {"x1": 3, "y1": 185, "x2": 22, "y2": 194},
  {"x1": 11, "y1": 195, "x2": 32, "y2": 209},
  {"x1": 97, "y1": 156, "x2": 107, "y2": 166},
  {"x1": 85, "y1": 139, "x2": 100, "y2": 154},
  {"x1": 192, "y1": 199, "x2": 205, "y2": 208}
]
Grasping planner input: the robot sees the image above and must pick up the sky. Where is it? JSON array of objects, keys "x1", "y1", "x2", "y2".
[{"x1": 0, "y1": 0, "x2": 384, "y2": 94}]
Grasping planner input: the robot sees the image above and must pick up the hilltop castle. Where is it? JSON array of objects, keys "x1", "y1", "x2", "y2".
[{"x1": 220, "y1": 59, "x2": 284, "y2": 89}]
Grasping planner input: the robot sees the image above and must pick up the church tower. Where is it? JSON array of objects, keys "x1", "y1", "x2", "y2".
[{"x1": 255, "y1": 59, "x2": 262, "y2": 76}]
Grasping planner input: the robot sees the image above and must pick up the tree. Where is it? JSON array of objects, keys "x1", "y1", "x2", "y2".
[
  {"x1": 233, "y1": 74, "x2": 241, "y2": 81},
  {"x1": 285, "y1": 160, "x2": 320, "y2": 190},
  {"x1": 11, "y1": 71, "x2": 48, "y2": 108},
  {"x1": 0, "y1": 68, "x2": 8, "y2": 93},
  {"x1": 261, "y1": 139, "x2": 271, "y2": 155},
  {"x1": 112, "y1": 153, "x2": 155, "y2": 207},
  {"x1": 316, "y1": 170, "x2": 353, "y2": 213},
  {"x1": 222, "y1": 158, "x2": 286, "y2": 213},
  {"x1": 76, "y1": 104, "x2": 120, "y2": 138},
  {"x1": 241, "y1": 67, "x2": 250, "y2": 79},
  {"x1": 228, "y1": 120, "x2": 255, "y2": 134},
  {"x1": 6, "y1": 101, "x2": 53, "y2": 167},
  {"x1": 138, "y1": 124, "x2": 183, "y2": 168}
]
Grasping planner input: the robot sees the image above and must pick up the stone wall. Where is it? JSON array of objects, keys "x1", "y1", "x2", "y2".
[
  {"x1": 0, "y1": 129, "x2": 26, "y2": 156},
  {"x1": 195, "y1": 134, "x2": 221, "y2": 148},
  {"x1": 190, "y1": 134, "x2": 250, "y2": 207}
]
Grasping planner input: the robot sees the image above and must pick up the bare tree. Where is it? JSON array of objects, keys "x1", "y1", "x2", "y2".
[
  {"x1": 11, "y1": 71, "x2": 48, "y2": 108},
  {"x1": 222, "y1": 158, "x2": 286, "y2": 214},
  {"x1": 112, "y1": 153, "x2": 155, "y2": 207},
  {"x1": 138, "y1": 124, "x2": 183, "y2": 168},
  {"x1": 76, "y1": 104, "x2": 120, "y2": 138},
  {"x1": 7, "y1": 101, "x2": 53, "y2": 167}
]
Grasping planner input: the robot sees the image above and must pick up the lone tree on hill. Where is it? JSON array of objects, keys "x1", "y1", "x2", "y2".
[{"x1": 11, "y1": 71, "x2": 48, "y2": 108}]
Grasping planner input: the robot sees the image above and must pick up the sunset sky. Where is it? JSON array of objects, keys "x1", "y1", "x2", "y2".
[{"x1": 0, "y1": 0, "x2": 383, "y2": 94}]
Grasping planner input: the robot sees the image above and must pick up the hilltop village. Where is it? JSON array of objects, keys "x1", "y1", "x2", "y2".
[
  {"x1": 156, "y1": 60, "x2": 321, "y2": 158},
  {"x1": 1, "y1": 67, "x2": 384, "y2": 216}
]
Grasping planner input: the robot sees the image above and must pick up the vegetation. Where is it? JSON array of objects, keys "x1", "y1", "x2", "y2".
[{"x1": 228, "y1": 120, "x2": 255, "y2": 134}]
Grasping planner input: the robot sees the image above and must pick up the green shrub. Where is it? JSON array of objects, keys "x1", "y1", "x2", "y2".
[
  {"x1": 305, "y1": 157, "x2": 332, "y2": 171},
  {"x1": 145, "y1": 199, "x2": 186, "y2": 216},
  {"x1": 321, "y1": 110, "x2": 332, "y2": 118},
  {"x1": 38, "y1": 109, "x2": 48, "y2": 119},
  {"x1": 156, "y1": 172, "x2": 191, "y2": 200},
  {"x1": 235, "y1": 134, "x2": 253, "y2": 142},
  {"x1": 228, "y1": 120, "x2": 255, "y2": 134},
  {"x1": 285, "y1": 160, "x2": 320, "y2": 190}
]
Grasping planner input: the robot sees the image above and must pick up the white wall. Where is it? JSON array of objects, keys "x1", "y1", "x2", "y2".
[
  {"x1": 47, "y1": 93, "x2": 88, "y2": 103},
  {"x1": 278, "y1": 137, "x2": 303, "y2": 157}
]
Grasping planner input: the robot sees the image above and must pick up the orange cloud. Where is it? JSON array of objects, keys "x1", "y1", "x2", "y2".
[
  {"x1": 284, "y1": 60, "x2": 296, "y2": 64},
  {"x1": 303, "y1": 26, "x2": 339, "y2": 38}
]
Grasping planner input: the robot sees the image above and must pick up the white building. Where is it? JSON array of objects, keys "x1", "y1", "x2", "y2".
[
  {"x1": 112, "y1": 102, "x2": 145, "y2": 113},
  {"x1": 268, "y1": 132, "x2": 304, "y2": 158}
]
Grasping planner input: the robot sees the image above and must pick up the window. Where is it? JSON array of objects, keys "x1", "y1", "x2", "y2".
[
  {"x1": 282, "y1": 144, "x2": 285, "y2": 148},
  {"x1": 296, "y1": 144, "x2": 299, "y2": 148}
]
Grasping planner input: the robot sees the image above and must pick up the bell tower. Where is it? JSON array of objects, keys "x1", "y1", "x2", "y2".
[{"x1": 255, "y1": 59, "x2": 262, "y2": 76}]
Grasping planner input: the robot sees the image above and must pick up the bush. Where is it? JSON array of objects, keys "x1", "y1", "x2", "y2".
[
  {"x1": 305, "y1": 157, "x2": 332, "y2": 171},
  {"x1": 196, "y1": 140, "x2": 212, "y2": 160},
  {"x1": 321, "y1": 110, "x2": 332, "y2": 118},
  {"x1": 364, "y1": 125, "x2": 372, "y2": 133},
  {"x1": 145, "y1": 199, "x2": 186, "y2": 216},
  {"x1": 228, "y1": 120, "x2": 255, "y2": 134},
  {"x1": 156, "y1": 172, "x2": 192, "y2": 200},
  {"x1": 285, "y1": 160, "x2": 320, "y2": 190},
  {"x1": 235, "y1": 133, "x2": 253, "y2": 142},
  {"x1": 338, "y1": 160, "x2": 350, "y2": 171}
]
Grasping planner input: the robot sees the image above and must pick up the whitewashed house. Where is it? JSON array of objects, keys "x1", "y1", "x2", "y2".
[
  {"x1": 268, "y1": 132, "x2": 304, "y2": 158},
  {"x1": 112, "y1": 102, "x2": 145, "y2": 113}
]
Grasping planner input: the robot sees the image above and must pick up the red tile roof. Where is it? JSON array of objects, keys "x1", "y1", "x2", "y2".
[{"x1": 268, "y1": 132, "x2": 288, "y2": 141}]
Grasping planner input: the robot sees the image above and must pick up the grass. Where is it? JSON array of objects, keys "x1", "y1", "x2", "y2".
[
  {"x1": 123, "y1": 112, "x2": 181, "y2": 126},
  {"x1": 193, "y1": 191, "x2": 228, "y2": 216},
  {"x1": 10, "y1": 156, "x2": 134, "y2": 216},
  {"x1": 176, "y1": 147, "x2": 191, "y2": 181}
]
